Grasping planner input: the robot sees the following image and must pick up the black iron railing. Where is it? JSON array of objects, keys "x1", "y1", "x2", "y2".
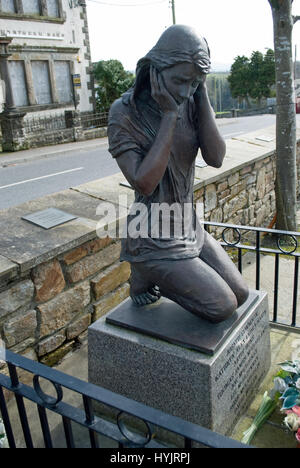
[
  {"x1": 0, "y1": 349, "x2": 248, "y2": 449},
  {"x1": 21, "y1": 111, "x2": 108, "y2": 136},
  {"x1": 80, "y1": 112, "x2": 109, "y2": 130},
  {"x1": 23, "y1": 113, "x2": 67, "y2": 135},
  {"x1": 204, "y1": 221, "x2": 300, "y2": 329}
]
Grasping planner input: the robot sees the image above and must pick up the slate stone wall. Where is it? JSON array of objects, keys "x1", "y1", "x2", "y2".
[{"x1": 0, "y1": 237, "x2": 130, "y2": 367}]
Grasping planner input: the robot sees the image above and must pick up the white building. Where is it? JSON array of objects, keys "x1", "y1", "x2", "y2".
[{"x1": 0, "y1": 0, "x2": 94, "y2": 116}]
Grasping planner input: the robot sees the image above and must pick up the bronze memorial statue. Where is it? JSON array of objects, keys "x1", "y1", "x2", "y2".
[{"x1": 108, "y1": 24, "x2": 249, "y2": 323}]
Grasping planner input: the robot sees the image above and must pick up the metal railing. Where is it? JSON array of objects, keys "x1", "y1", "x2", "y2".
[
  {"x1": 0, "y1": 348, "x2": 248, "y2": 449},
  {"x1": 21, "y1": 111, "x2": 108, "y2": 136},
  {"x1": 80, "y1": 112, "x2": 109, "y2": 130},
  {"x1": 204, "y1": 221, "x2": 300, "y2": 329},
  {"x1": 23, "y1": 113, "x2": 67, "y2": 135}
]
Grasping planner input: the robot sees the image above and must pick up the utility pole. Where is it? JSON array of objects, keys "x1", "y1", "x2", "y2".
[
  {"x1": 170, "y1": 0, "x2": 176, "y2": 24},
  {"x1": 295, "y1": 44, "x2": 297, "y2": 80}
]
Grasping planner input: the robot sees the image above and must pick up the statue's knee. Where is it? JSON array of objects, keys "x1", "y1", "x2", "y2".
[
  {"x1": 236, "y1": 282, "x2": 249, "y2": 308},
  {"x1": 212, "y1": 284, "x2": 249, "y2": 323},
  {"x1": 209, "y1": 294, "x2": 238, "y2": 324}
]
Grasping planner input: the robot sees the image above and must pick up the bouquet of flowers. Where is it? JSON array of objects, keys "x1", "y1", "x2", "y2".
[
  {"x1": 0, "y1": 418, "x2": 8, "y2": 449},
  {"x1": 241, "y1": 390, "x2": 279, "y2": 444},
  {"x1": 241, "y1": 358, "x2": 300, "y2": 446},
  {"x1": 275, "y1": 359, "x2": 300, "y2": 445}
]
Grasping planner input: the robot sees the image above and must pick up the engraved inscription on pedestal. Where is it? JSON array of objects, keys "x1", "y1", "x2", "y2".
[{"x1": 211, "y1": 305, "x2": 271, "y2": 433}]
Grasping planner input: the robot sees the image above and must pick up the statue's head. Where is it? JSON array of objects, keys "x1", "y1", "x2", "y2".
[{"x1": 132, "y1": 25, "x2": 211, "y2": 102}]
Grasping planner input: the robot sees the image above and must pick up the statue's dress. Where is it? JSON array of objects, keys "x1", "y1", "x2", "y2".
[{"x1": 108, "y1": 88, "x2": 204, "y2": 263}]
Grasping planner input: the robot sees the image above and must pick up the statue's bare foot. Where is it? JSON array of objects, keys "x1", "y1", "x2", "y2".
[
  {"x1": 130, "y1": 263, "x2": 161, "y2": 306},
  {"x1": 131, "y1": 286, "x2": 161, "y2": 306}
]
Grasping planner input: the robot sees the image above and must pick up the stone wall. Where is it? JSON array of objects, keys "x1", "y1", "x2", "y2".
[
  {"x1": 194, "y1": 131, "x2": 300, "y2": 240},
  {"x1": 1, "y1": 109, "x2": 108, "y2": 151},
  {"x1": 0, "y1": 237, "x2": 130, "y2": 367},
  {"x1": 25, "y1": 126, "x2": 107, "y2": 149},
  {"x1": 0, "y1": 126, "x2": 299, "y2": 370},
  {"x1": 195, "y1": 154, "x2": 277, "y2": 239}
]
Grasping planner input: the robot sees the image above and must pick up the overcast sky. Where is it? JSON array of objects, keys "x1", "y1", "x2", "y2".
[{"x1": 86, "y1": 0, "x2": 300, "y2": 72}]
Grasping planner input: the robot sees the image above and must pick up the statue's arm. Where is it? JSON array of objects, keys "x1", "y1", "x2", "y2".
[
  {"x1": 194, "y1": 83, "x2": 226, "y2": 168},
  {"x1": 116, "y1": 66, "x2": 179, "y2": 197},
  {"x1": 116, "y1": 110, "x2": 177, "y2": 196}
]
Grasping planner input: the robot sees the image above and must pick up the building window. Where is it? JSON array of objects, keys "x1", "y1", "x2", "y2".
[
  {"x1": 46, "y1": 0, "x2": 59, "y2": 18},
  {"x1": 54, "y1": 61, "x2": 73, "y2": 103},
  {"x1": 31, "y1": 61, "x2": 52, "y2": 105},
  {"x1": 9, "y1": 61, "x2": 29, "y2": 106},
  {"x1": 1, "y1": 0, "x2": 16, "y2": 13},
  {"x1": 22, "y1": 0, "x2": 41, "y2": 15},
  {"x1": 0, "y1": 0, "x2": 62, "y2": 19},
  {"x1": 7, "y1": 58, "x2": 74, "y2": 110}
]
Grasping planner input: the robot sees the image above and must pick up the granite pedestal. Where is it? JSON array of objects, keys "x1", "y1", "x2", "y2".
[{"x1": 88, "y1": 290, "x2": 271, "y2": 436}]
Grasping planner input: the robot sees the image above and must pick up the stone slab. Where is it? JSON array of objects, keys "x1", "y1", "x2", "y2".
[
  {"x1": 0, "y1": 190, "x2": 101, "y2": 272},
  {"x1": 194, "y1": 143, "x2": 273, "y2": 189},
  {"x1": 72, "y1": 172, "x2": 135, "y2": 208},
  {"x1": 88, "y1": 290, "x2": 271, "y2": 436},
  {"x1": 106, "y1": 291, "x2": 258, "y2": 356},
  {"x1": 0, "y1": 255, "x2": 18, "y2": 283}
]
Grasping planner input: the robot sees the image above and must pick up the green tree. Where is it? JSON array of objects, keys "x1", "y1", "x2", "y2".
[
  {"x1": 268, "y1": 0, "x2": 299, "y2": 231},
  {"x1": 94, "y1": 60, "x2": 135, "y2": 112},
  {"x1": 228, "y1": 56, "x2": 251, "y2": 106},
  {"x1": 262, "y1": 49, "x2": 276, "y2": 96},
  {"x1": 248, "y1": 50, "x2": 275, "y2": 104},
  {"x1": 228, "y1": 50, "x2": 275, "y2": 106}
]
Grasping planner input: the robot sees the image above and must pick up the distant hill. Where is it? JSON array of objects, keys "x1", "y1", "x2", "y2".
[{"x1": 211, "y1": 62, "x2": 231, "y2": 73}]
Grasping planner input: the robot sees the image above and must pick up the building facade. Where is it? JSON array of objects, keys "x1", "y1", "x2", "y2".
[{"x1": 0, "y1": 0, "x2": 94, "y2": 116}]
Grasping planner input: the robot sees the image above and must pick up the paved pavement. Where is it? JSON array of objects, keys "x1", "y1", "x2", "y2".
[{"x1": 0, "y1": 138, "x2": 109, "y2": 168}]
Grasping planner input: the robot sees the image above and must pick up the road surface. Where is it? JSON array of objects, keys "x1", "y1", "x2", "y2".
[{"x1": 0, "y1": 114, "x2": 299, "y2": 211}]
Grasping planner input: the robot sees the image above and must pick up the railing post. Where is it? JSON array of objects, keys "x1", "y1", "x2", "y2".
[
  {"x1": 256, "y1": 231, "x2": 261, "y2": 290},
  {"x1": 291, "y1": 256, "x2": 299, "y2": 327}
]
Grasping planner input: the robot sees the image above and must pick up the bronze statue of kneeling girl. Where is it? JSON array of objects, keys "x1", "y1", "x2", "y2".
[{"x1": 108, "y1": 25, "x2": 249, "y2": 324}]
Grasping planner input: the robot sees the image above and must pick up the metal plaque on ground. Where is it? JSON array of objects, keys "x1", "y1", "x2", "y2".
[{"x1": 22, "y1": 208, "x2": 77, "y2": 230}]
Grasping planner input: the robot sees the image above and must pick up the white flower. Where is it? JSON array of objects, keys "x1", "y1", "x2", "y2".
[
  {"x1": 0, "y1": 437, "x2": 9, "y2": 449},
  {"x1": 273, "y1": 377, "x2": 288, "y2": 393},
  {"x1": 0, "y1": 421, "x2": 5, "y2": 435},
  {"x1": 284, "y1": 413, "x2": 300, "y2": 432},
  {"x1": 0, "y1": 418, "x2": 8, "y2": 448}
]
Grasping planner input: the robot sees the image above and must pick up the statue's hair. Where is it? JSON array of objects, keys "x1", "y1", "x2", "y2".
[
  {"x1": 130, "y1": 25, "x2": 211, "y2": 103},
  {"x1": 137, "y1": 45, "x2": 211, "y2": 74}
]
